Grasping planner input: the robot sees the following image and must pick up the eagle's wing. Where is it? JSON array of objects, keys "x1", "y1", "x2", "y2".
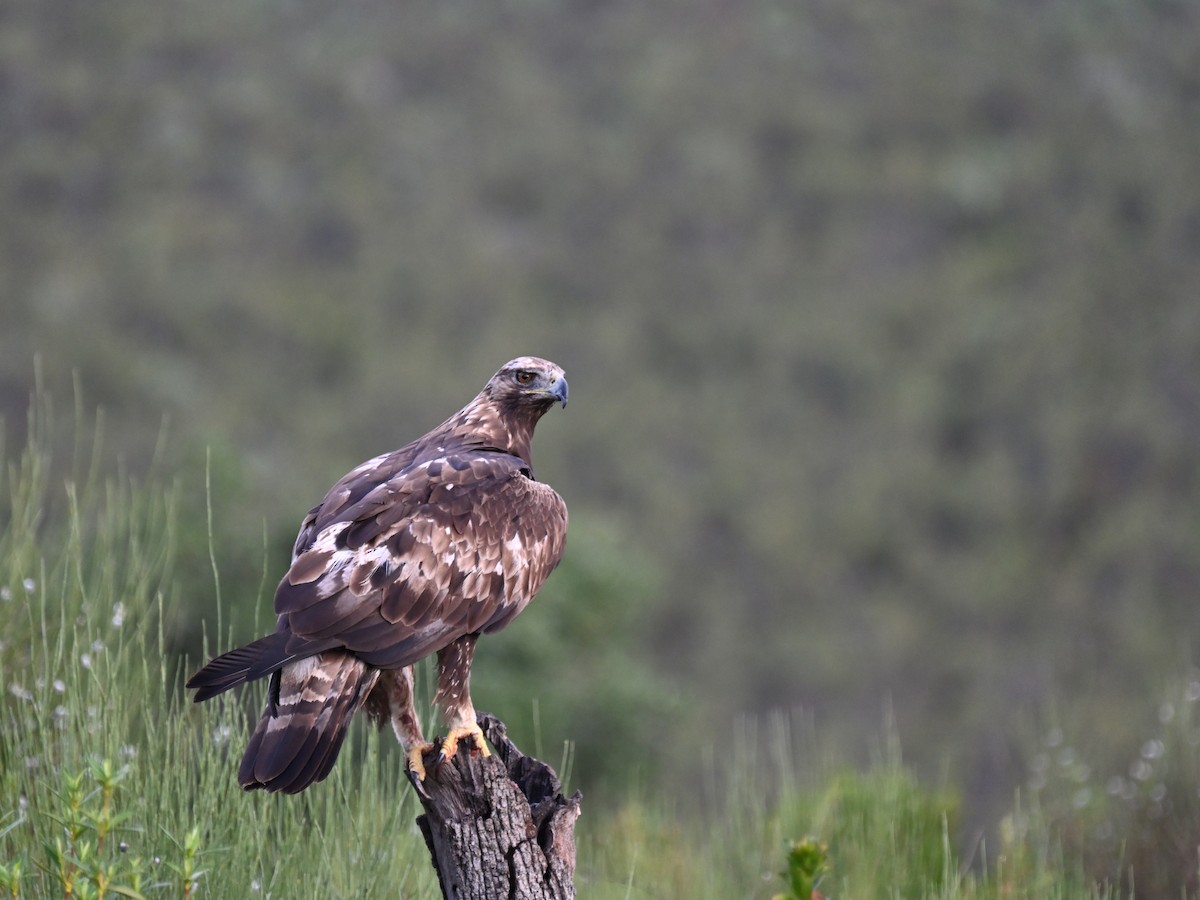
[{"x1": 273, "y1": 449, "x2": 567, "y2": 670}]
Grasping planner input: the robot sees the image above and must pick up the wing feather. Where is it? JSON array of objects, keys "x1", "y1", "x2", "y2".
[
  {"x1": 225, "y1": 431, "x2": 570, "y2": 690},
  {"x1": 268, "y1": 450, "x2": 566, "y2": 670}
]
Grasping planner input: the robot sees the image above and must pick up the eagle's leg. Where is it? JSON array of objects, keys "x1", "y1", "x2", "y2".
[
  {"x1": 371, "y1": 666, "x2": 435, "y2": 786},
  {"x1": 433, "y1": 634, "x2": 491, "y2": 770}
]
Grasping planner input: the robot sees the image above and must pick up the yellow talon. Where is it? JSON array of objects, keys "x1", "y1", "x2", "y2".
[
  {"x1": 406, "y1": 743, "x2": 435, "y2": 782},
  {"x1": 438, "y1": 724, "x2": 491, "y2": 764}
]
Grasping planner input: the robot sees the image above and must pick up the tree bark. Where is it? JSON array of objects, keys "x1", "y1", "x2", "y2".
[{"x1": 414, "y1": 712, "x2": 582, "y2": 899}]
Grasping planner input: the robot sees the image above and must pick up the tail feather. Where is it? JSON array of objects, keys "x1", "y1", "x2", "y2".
[
  {"x1": 186, "y1": 632, "x2": 335, "y2": 702},
  {"x1": 238, "y1": 651, "x2": 380, "y2": 793}
]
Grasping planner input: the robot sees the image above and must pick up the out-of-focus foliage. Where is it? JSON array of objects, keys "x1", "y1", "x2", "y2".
[
  {"x1": 1, "y1": 401, "x2": 1121, "y2": 897},
  {"x1": 474, "y1": 513, "x2": 683, "y2": 791},
  {"x1": 2, "y1": 0, "x2": 1199, "y2": 843},
  {"x1": 1026, "y1": 673, "x2": 1200, "y2": 898}
]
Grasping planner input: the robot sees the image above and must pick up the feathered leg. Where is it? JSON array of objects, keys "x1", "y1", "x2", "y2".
[
  {"x1": 367, "y1": 666, "x2": 436, "y2": 786},
  {"x1": 433, "y1": 634, "x2": 490, "y2": 769}
]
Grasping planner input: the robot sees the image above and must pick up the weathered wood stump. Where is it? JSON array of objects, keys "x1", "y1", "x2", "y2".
[{"x1": 414, "y1": 712, "x2": 582, "y2": 899}]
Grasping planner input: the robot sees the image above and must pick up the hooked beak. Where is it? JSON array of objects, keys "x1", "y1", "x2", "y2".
[{"x1": 552, "y1": 376, "x2": 569, "y2": 408}]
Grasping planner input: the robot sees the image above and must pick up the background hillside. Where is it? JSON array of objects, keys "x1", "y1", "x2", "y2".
[{"x1": 2, "y1": 0, "x2": 1199, "y2": 845}]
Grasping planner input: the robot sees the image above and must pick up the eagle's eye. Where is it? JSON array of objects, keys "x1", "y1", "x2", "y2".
[{"x1": 514, "y1": 370, "x2": 535, "y2": 386}]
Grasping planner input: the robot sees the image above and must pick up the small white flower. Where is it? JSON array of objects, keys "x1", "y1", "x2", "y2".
[
  {"x1": 121, "y1": 744, "x2": 137, "y2": 760},
  {"x1": 80, "y1": 653, "x2": 92, "y2": 669},
  {"x1": 22, "y1": 578, "x2": 35, "y2": 594},
  {"x1": 53, "y1": 679, "x2": 65, "y2": 693},
  {"x1": 250, "y1": 880, "x2": 262, "y2": 892},
  {"x1": 8, "y1": 684, "x2": 32, "y2": 701},
  {"x1": 53, "y1": 705, "x2": 68, "y2": 729},
  {"x1": 111, "y1": 603, "x2": 126, "y2": 628},
  {"x1": 91, "y1": 639, "x2": 105, "y2": 654},
  {"x1": 212, "y1": 725, "x2": 233, "y2": 746},
  {"x1": 0, "y1": 586, "x2": 11, "y2": 601},
  {"x1": 1141, "y1": 739, "x2": 1165, "y2": 760}
]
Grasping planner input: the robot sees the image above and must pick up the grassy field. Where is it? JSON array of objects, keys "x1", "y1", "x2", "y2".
[{"x1": 0, "y1": 401, "x2": 1169, "y2": 899}]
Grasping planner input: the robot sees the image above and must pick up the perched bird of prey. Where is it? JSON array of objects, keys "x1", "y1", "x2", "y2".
[{"x1": 187, "y1": 357, "x2": 569, "y2": 793}]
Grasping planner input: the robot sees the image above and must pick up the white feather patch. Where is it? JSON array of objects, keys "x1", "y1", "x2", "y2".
[{"x1": 311, "y1": 522, "x2": 350, "y2": 554}]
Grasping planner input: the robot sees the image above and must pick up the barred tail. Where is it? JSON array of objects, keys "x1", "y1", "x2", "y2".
[{"x1": 237, "y1": 651, "x2": 380, "y2": 793}]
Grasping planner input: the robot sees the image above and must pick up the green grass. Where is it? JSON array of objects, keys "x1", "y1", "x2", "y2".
[
  {"x1": 0, "y1": 394, "x2": 437, "y2": 899},
  {"x1": 0, "y1": 395, "x2": 1150, "y2": 899},
  {"x1": 574, "y1": 720, "x2": 1113, "y2": 900}
]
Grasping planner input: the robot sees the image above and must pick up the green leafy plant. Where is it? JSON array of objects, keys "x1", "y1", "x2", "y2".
[
  {"x1": 0, "y1": 857, "x2": 24, "y2": 899},
  {"x1": 773, "y1": 837, "x2": 829, "y2": 900},
  {"x1": 17, "y1": 761, "x2": 148, "y2": 899},
  {"x1": 159, "y1": 827, "x2": 203, "y2": 899}
]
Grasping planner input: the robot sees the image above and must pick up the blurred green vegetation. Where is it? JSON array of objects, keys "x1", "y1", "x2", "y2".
[
  {"x1": 2, "y1": 0, "x2": 1199, "y2": 860},
  {"x1": 0, "y1": 403, "x2": 439, "y2": 897},
  {"x1": 2, "y1": 400, "x2": 1138, "y2": 898}
]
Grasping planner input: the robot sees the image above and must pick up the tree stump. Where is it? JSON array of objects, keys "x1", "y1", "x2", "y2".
[{"x1": 414, "y1": 712, "x2": 582, "y2": 899}]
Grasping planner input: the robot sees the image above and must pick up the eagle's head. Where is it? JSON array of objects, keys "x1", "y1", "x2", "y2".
[{"x1": 487, "y1": 357, "x2": 569, "y2": 413}]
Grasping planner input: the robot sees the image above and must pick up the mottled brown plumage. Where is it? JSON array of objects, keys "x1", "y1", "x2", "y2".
[{"x1": 187, "y1": 357, "x2": 569, "y2": 793}]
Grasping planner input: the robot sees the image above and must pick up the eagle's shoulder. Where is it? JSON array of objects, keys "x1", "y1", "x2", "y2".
[
  {"x1": 291, "y1": 445, "x2": 422, "y2": 556},
  {"x1": 275, "y1": 443, "x2": 565, "y2": 658}
]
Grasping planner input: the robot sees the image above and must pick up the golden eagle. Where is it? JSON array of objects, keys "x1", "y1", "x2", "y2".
[{"x1": 187, "y1": 357, "x2": 569, "y2": 793}]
